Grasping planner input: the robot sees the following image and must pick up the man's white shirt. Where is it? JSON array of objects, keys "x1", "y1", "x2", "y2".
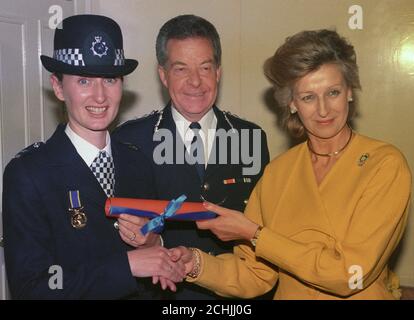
[{"x1": 171, "y1": 106, "x2": 217, "y2": 168}]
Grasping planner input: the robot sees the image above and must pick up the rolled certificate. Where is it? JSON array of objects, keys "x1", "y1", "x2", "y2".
[
  {"x1": 105, "y1": 195, "x2": 216, "y2": 234},
  {"x1": 105, "y1": 196, "x2": 216, "y2": 220}
]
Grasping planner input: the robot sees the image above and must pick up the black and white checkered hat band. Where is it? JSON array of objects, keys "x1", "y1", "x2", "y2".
[
  {"x1": 114, "y1": 49, "x2": 125, "y2": 66},
  {"x1": 53, "y1": 48, "x2": 85, "y2": 66},
  {"x1": 53, "y1": 48, "x2": 125, "y2": 66}
]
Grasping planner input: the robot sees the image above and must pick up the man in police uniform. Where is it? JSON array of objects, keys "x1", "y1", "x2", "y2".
[
  {"x1": 113, "y1": 14, "x2": 270, "y2": 299},
  {"x1": 2, "y1": 14, "x2": 185, "y2": 299}
]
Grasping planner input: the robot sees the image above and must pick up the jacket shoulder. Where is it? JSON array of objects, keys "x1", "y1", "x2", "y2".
[
  {"x1": 12, "y1": 142, "x2": 45, "y2": 160},
  {"x1": 4, "y1": 142, "x2": 47, "y2": 179},
  {"x1": 221, "y1": 111, "x2": 264, "y2": 130},
  {"x1": 114, "y1": 139, "x2": 140, "y2": 151},
  {"x1": 355, "y1": 134, "x2": 411, "y2": 170},
  {"x1": 114, "y1": 110, "x2": 162, "y2": 134}
]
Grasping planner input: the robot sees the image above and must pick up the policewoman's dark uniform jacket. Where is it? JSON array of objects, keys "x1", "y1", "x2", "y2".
[
  {"x1": 2, "y1": 124, "x2": 156, "y2": 299},
  {"x1": 113, "y1": 104, "x2": 270, "y2": 299}
]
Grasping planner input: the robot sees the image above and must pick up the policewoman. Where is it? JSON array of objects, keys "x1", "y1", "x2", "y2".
[
  {"x1": 2, "y1": 14, "x2": 185, "y2": 299},
  {"x1": 113, "y1": 15, "x2": 270, "y2": 299}
]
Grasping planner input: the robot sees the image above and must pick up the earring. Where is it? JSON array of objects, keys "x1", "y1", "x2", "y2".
[
  {"x1": 348, "y1": 97, "x2": 353, "y2": 102},
  {"x1": 290, "y1": 107, "x2": 297, "y2": 114}
]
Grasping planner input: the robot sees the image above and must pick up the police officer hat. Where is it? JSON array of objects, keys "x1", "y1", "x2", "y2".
[{"x1": 40, "y1": 14, "x2": 138, "y2": 77}]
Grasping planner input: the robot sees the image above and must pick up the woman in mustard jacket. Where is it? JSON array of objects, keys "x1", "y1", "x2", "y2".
[{"x1": 176, "y1": 29, "x2": 412, "y2": 299}]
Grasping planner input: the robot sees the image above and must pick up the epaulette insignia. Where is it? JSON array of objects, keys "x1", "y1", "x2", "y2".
[
  {"x1": 223, "y1": 110, "x2": 260, "y2": 128},
  {"x1": 118, "y1": 109, "x2": 162, "y2": 127},
  {"x1": 221, "y1": 111, "x2": 236, "y2": 131},
  {"x1": 14, "y1": 142, "x2": 44, "y2": 158},
  {"x1": 120, "y1": 142, "x2": 140, "y2": 151},
  {"x1": 153, "y1": 108, "x2": 165, "y2": 133},
  {"x1": 223, "y1": 111, "x2": 241, "y2": 119},
  {"x1": 223, "y1": 111, "x2": 243, "y2": 120},
  {"x1": 139, "y1": 109, "x2": 161, "y2": 120}
]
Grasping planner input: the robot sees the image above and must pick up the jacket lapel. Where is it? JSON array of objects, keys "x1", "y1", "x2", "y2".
[
  {"x1": 111, "y1": 141, "x2": 124, "y2": 196},
  {"x1": 159, "y1": 104, "x2": 200, "y2": 182},
  {"x1": 274, "y1": 144, "x2": 335, "y2": 237},
  {"x1": 112, "y1": 139, "x2": 144, "y2": 197},
  {"x1": 204, "y1": 106, "x2": 233, "y2": 179},
  {"x1": 46, "y1": 124, "x2": 107, "y2": 208}
]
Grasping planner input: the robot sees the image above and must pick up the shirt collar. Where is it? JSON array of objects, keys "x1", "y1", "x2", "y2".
[
  {"x1": 65, "y1": 124, "x2": 112, "y2": 167},
  {"x1": 171, "y1": 105, "x2": 217, "y2": 141}
]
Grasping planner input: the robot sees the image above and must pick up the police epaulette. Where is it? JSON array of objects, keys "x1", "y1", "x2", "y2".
[
  {"x1": 223, "y1": 110, "x2": 260, "y2": 128},
  {"x1": 223, "y1": 110, "x2": 243, "y2": 120},
  {"x1": 221, "y1": 111, "x2": 236, "y2": 131},
  {"x1": 120, "y1": 141, "x2": 140, "y2": 151},
  {"x1": 139, "y1": 109, "x2": 161, "y2": 120},
  {"x1": 14, "y1": 142, "x2": 45, "y2": 158},
  {"x1": 122, "y1": 109, "x2": 160, "y2": 122},
  {"x1": 118, "y1": 110, "x2": 162, "y2": 128}
]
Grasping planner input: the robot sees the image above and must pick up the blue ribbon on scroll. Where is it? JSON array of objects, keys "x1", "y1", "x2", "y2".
[
  {"x1": 140, "y1": 195, "x2": 187, "y2": 235},
  {"x1": 107, "y1": 194, "x2": 216, "y2": 235}
]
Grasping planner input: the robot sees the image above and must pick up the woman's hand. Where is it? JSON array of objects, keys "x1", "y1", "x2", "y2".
[
  {"x1": 196, "y1": 202, "x2": 259, "y2": 242},
  {"x1": 152, "y1": 246, "x2": 195, "y2": 291},
  {"x1": 117, "y1": 214, "x2": 161, "y2": 248},
  {"x1": 169, "y1": 246, "x2": 196, "y2": 274}
]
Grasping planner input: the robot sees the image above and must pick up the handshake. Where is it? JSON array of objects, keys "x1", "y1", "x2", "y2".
[
  {"x1": 116, "y1": 213, "x2": 197, "y2": 292},
  {"x1": 114, "y1": 199, "x2": 256, "y2": 292},
  {"x1": 128, "y1": 243, "x2": 195, "y2": 292}
]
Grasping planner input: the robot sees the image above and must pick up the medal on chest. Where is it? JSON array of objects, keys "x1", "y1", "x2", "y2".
[{"x1": 68, "y1": 190, "x2": 87, "y2": 229}]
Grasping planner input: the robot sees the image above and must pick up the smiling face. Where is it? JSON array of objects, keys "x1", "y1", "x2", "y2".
[
  {"x1": 290, "y1": 63, "x2": 352, "y2": 140},
  {"x1": 51, "y1": 74, "x2": 122, "y2": 141},
  {"x1": 158, "y1": 37, "x2": 221, "y2": 122}
]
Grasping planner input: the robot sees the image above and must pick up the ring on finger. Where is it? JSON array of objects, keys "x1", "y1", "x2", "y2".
[{"x1": 130, "y1": 232, "x2": 136, "y2": 241}]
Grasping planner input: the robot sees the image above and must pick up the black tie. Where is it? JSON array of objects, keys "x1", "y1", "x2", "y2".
[{"x1": 189, "y1": 122, "x2": 205, "y2": 181}]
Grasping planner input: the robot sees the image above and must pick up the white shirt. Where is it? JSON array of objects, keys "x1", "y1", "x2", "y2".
[
  {"x1": 171, "y1": 106, "x2": 217, "y2": 167},
  {"x1": 65, "y1": 124, "x2": 112, "y2": 167}
]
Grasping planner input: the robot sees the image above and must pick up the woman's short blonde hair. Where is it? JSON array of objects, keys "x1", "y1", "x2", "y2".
[{"x1": 264, "y1": 29, "x2": 361, "y2": 138}]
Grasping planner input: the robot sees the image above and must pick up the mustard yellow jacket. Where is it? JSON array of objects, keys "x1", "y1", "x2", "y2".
[{"x1": 190, "y1": 134, "x2": 412, "y2": 299}]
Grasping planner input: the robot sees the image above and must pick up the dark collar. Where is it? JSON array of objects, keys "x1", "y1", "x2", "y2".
[
  {"x1": 45, "y1": 124, "x2": 83, "y2": 165},
  {"x1": 212, "y1": 105, "x2": 233, "y2": 131},
  {"x1": 44, "y1": 124, "x2": 108, "y2": 204}
]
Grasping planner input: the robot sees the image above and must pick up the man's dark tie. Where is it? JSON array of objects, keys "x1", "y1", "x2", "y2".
[{"x1": 189, "y1": 122, "x2": 205, "y2": 181}]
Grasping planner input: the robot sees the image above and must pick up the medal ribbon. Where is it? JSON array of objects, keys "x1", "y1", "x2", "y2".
[{"x1": 69, "y1": 190, "x2": 82, "y2": 209}]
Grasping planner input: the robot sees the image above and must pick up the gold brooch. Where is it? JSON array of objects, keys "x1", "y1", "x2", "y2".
[{"x1": 358, "y1": 153, "x2": 369, "y2": 166}]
